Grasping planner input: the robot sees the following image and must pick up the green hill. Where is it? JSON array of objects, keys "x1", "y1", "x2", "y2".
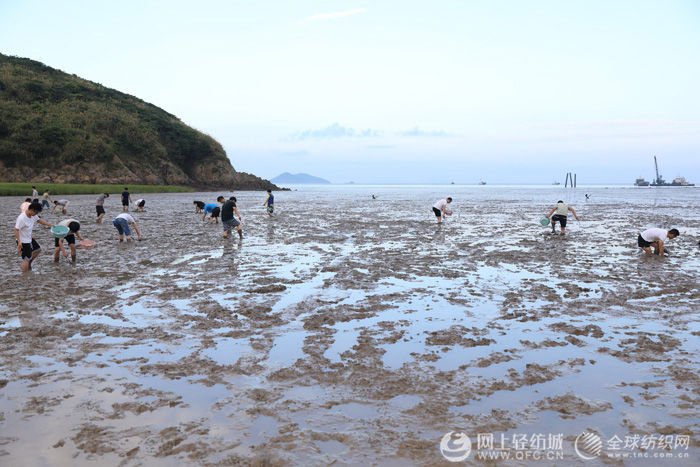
[{"x1": 0, "y1": 53, "x2": 277, "y2": 190}]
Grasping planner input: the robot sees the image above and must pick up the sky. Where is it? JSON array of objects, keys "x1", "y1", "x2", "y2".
[{"x1": 1, "y1": 0, "x2": 699, "y2": 184}]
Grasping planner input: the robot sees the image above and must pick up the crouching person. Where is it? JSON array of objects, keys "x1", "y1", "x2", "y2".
[
  {"x1": 112, "y1": 213, "x2": 142, "y2": 242},
  {"x1": 54, "y1": 219, "x2": 84, "y2": 262}
]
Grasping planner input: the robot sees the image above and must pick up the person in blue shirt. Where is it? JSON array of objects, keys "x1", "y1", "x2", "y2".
[
  {"x1": 263, "y1": 189, "x2": 274, "y2": 216},
  {"x1": 202, "y1": 202, "x2": 221, "y2": 223}
]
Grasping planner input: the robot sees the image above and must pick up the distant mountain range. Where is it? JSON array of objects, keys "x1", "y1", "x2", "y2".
[{"x1": 270, "y1": 172, "x2": 331, "y2": 184}]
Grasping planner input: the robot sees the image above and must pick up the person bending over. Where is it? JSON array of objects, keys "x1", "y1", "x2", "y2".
[
  {"x1": 638, "y1": 228, "x2": 679, "y2": 256},
  {"x1": 53, "y1": 219, "x2": 84, "y2": 262},
  {"x1": 545, "y1": 200, "x2": 579, "y2": 235}
]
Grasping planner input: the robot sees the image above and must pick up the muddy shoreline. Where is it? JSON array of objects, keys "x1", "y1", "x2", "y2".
[{"x1": 1, "y1": 187, "x2": 698, "y2": 465}]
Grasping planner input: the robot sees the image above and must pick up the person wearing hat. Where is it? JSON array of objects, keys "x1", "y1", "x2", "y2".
[{"x1": 545, "y1": 200, "x2": 579, "y2": 235}]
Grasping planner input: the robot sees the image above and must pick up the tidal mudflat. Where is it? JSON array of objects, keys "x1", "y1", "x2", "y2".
[{"x1": 0, "y1": 186, "x2": 698, "y2": 465}]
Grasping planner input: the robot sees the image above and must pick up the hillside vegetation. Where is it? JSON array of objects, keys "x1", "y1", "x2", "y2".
[
  {"x1": 0, "y1": 182, "x2": 193, "y2": 196},
  {"x1": 0, "y1": 53, "x2": 276, "y2": 190}
]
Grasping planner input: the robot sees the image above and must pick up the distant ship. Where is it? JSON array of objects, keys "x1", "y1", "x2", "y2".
[
  {"x1": 479, "y1": 179, "x2": 486, "y2": 185},
  {"x1": 670, "y1": 176, "x2": 694, "y2": 186},
  {"x1": 634, "y1": 177, "x2": 650, "y2": 186},
  {"x1": 552, "y1": 180, "x2": 561, "y2": 185},
  {"x1": 650, "y1": 155, "x2": 695, "y2": 186}
]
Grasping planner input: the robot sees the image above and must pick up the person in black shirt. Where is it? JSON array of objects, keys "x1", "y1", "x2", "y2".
[
  {"x1": 121, "y1": 188, "x2": 132, "y2": 212},
  {"x1": 218, "y1": 196, "x2": 243, "y2": 239}
]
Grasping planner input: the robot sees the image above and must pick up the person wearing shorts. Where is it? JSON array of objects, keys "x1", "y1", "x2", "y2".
[
  {"x1": 121, "y1": 188, "x2": 132, "y2": 212},
  {"x1": 96, "y1": 193, "x2": 109, "y2": 223},
  {"x1": 14, "y1": 202, "x2": 54, "y2": 272},
  {"x1": 52, "y1": 199, "x2": 70, "y2": 214},
  {"x1": 194, "y1": 201, "x2": 205, "y2": 213},
  {"x1": 112, "y1": 213, "x2": 141, "y2": 242},
  {"x1": 53, "y1": 219, "x2": 84, "y2": 262},
  {"x1": 432, "y1": 197, "x2": 452, "y2": 224},
  {"x1": 545, "y1": 200, "x2": 579, "y2": 235},
  {"x1": 263, "y1": 189, "x2": 274, "y2": 216},
  {"x1": 134, "y1": 199, "x2": 146, "y2": 212},
  {"x1": 202, "y1": 202, "x2": 220, "y2": 223},
  {"x1": 638, "y1": 228, "x2": 679, "y2": 256},
  {"x1": 219, "y1": 196, "x2": 243, "y2": 238}
]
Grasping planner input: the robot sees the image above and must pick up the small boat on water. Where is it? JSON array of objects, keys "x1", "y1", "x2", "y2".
[
  {"x1": 479, "y1": 179, "x2": 486, "y2": 185},
  {"x1": 552, "y1": 180, "x2": 561, "y2": 185},
  {"x1": 635, "y1": 177, "x2": 650, "y2": 186}
]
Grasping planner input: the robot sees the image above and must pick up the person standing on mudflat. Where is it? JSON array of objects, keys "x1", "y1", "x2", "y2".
[
  {"x1": 96, "y1": 193, "x2": 109, "y2": 223},
  {"x1": 14, "y1": 202, "x2": 54, "y2": 272},
  {"x1": 220, "y1": 196, "x2": 243, "y2": 239},
  {"x1": 41, "y1": 189, "x2": 52, "y2": 209},
  {"x1": 545, "y1": 200, "x2": 579, "y2": 235},
  {"x1": 121, "y1": 188, "x2": 132, "y2": 212},
  {"x1": 263, "y1": 189, "x2": 274, "y2": 216}
]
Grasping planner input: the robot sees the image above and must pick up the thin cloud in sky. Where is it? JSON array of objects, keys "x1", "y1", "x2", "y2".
[
  {"x1": 305, "y1": 8, "x2": 366, "y2": 22},
  {"x1": 286, "y1": 123, "x2": 380, "y2": 141},
  {"x1": 399, "y1": 127, "x2": 451, "y2": 137}
]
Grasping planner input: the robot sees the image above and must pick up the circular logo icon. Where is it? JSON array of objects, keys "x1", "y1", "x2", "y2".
[
  {"x1": 440, "y1": 431, "x2": 472, "y2": 462},
  {"x1": 575, "y1": 432, "x2": 602, "y2": 460}
]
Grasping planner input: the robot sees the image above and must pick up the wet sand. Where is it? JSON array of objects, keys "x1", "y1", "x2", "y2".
[{"x1": 0, "y1": 186, "x2": 698, "y2": 465}]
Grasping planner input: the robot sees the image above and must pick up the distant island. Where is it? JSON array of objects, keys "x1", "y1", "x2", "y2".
[
  {"x1": 270, "y1": 172, "x2": 331, "y2": 184},
  {"x1": 0, "y1": 53, "x2": 277, "y2": 190}
]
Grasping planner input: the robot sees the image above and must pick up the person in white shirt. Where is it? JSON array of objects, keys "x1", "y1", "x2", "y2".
[
  {"x1": 112, "y1": 213, "x2": 142, "y2": 242},
  {"x1": 31, "y1": 186, "x2": 39, "y2": 200},
  {"x1": 638, "y1": 228, "x2": 679, "y2": 256},
  {"x1": 51, "y1": 199, "x2": 70, "y2": 214},
  {"x1": 545, "y1": 200, "x2": 580, "y2": 235},
  {"x1": 432, "y1": 197, "x2": 453, "y2": 224},
  {"x1": 134, "y1": 199, "x2": 146, "y2": 212},
  {"x1": 14, "y1": 202, "x2": 55, "y2": 272}
]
